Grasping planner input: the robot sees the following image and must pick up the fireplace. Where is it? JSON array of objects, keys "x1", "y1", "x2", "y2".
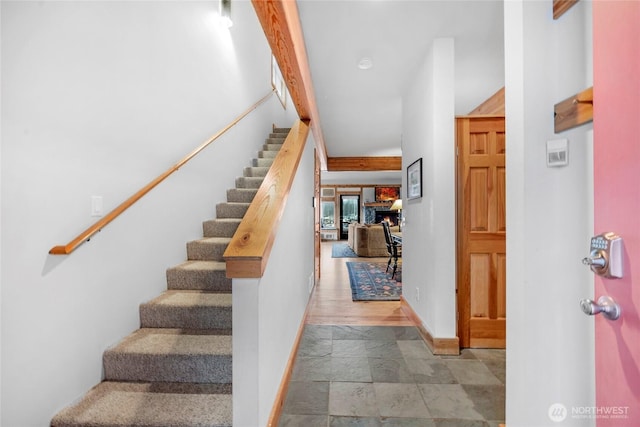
[{"x1": 375, "y1": 211, "x2": 400, "y2": 226}]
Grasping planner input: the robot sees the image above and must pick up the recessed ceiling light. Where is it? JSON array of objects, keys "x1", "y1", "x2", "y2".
[{"x1": 358, "y1": 57, "x2": 373, "y2": 70}]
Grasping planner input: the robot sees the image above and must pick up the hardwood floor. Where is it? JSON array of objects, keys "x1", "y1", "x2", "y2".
[{"x1": 305, "y1": 241, "x2": 413, "y2": 326}]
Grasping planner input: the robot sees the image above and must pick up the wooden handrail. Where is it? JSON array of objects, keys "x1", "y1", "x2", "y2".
[
  {"x1": 49, "y1": 90, "x2": 275, "y2": 255},
  {"x1": 223, "y1": 119, "x2": 310, "y2": 278}
]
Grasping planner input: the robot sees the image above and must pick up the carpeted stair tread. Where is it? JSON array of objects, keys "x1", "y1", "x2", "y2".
[
  {"x1": 243, "y1": 166, "x2": 270, "y2": 177},
  {"x1": 216, "y1": 202, "x2": 249, "y2": 218},
  {"x1": 186, "y1": 237, "x2": 231, "y2": 261},
  {"x1": 265, "y1": 141, "x2": 282, "y2": 148},
  {"x1": 203, "y1": 218, "x2": 241, "y2": 237},
  {"x1": 235, "y1": 176, "x2": 264, "y2": 189},
  {"x1": 140, "y1": 290, "x2": 232, "y2": 330},
  {"x1": 272, "y1": 127, "x2": 291, "y2": 135},
  {"x1": 258, "y1": 150, "x2": 278, "y2": 159},
  {"x1": 166, "y1": 260, "x2": 230, "y2": 292},
  {"x1": 103, "y1": 328, "x2": 232, "y2": 383},
  {"x1": 263, "y1": 143, "x2": 283, "y2": 151},
  {"x1": 143, "y1": 290, "x2": 231, "y2": 306},
  {"x1": 226, "y1": 188, "x2": 257, "y2": 203},
  {"x1": 50, "y1": 381, "x2": 232, "y2": 427},
  {"x1": 105, "y1": 328, "x2": 232, "y2": 356},
  {"x1": 252, "y1": 158, "x2": 274, "y2": 168}
]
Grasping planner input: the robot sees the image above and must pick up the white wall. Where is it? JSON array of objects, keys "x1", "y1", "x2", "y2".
[
  {"x1": 454, "y1": 2, "x2": 505, "y2": 115},
  {"x1": 233, "y1": 130, "x2": 316, "y2": 427},
  {"x1": 257, "y1": 132, "x2": 315, "y2": 424},
  {"x1": 505, "y1": 1, "x2": 595, "y2": 426},
  {"x1": 401, "y1": 38, "x2": 457, "y2": 339},
  {"x1": 1, "y1": 1, "x2": 294, "y2": 425}
]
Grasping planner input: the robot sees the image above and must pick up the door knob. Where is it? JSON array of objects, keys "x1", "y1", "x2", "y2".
[
  {"x1": 582, "y1": 250, "x2": 607, "y2": 270},
  {"x1": 580, "y1": 296, "x2": 621, "y2": 321}
]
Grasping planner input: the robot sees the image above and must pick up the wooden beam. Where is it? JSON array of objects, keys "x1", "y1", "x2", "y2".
[
  {"x1": 252, "y1": 0, "x2": 328, "y2": 169},
  {"x1": 553, "y1": 0, "x2": 579, "y2": 19},
  {"x1": 554, "y1": 86, "x2": 593, "y2": 133},
  {"x1": 327, "y1": 156, "x2": 402, "y2": 171}
]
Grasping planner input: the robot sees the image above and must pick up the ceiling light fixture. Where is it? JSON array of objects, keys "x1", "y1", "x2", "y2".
[
  {"x1": 357, "y1": 57, "x2": 373, "y2": 70},
  {"x1": 219, "y1": 0, "x2": 233, "y2": 28}
]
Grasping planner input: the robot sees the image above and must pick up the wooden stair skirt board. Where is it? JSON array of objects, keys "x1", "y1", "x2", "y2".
[{"x1": 400, "y1": 297, "x2": 460, "y2": 356}]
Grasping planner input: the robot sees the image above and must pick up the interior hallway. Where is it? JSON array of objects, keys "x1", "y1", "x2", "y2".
[
  {"x1": 306, "y1": 242, "x2": 412, "y2": 326},
  {"x1": 277, "y1": 241, "x2": 505, "y2": 427}
]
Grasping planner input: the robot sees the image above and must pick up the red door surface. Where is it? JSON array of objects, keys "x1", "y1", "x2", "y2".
[{"x1": 592, "y1": 1, "x2": 640, "y2": 425}]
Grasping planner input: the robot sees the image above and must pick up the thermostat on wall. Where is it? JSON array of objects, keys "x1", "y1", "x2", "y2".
[{"x1": 547, "y1": 138, "x2": 569, "y2": 167}]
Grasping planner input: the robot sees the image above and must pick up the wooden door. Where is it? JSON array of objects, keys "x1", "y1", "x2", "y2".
[
  {"x1": 593, "y1": 2, "x2": 640, "y2": 424},
  {"x1": 456, "y1": 116, "x2": 506, "y2": 348}
]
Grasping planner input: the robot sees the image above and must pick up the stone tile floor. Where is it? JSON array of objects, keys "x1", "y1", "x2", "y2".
[{"x1": 278, "y1": 325, "x2": 505, "y2": 427}]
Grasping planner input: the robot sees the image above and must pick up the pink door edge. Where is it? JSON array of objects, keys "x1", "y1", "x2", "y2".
[{"x1": 593, "y1": 1, "x2": 640, "y2": 425}]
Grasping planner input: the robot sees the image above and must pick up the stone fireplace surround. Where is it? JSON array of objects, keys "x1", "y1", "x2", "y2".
[{"x1": 364, "y1": 206, "x2": 400, "y2": 226}]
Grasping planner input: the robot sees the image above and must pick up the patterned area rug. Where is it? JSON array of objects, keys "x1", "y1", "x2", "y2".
[
  {"x1": 332, "y1": 243, "x2": 358, "y2": 258},
  {"x1": 346, "y1": 262, "x2": 402, "y2": 301}
]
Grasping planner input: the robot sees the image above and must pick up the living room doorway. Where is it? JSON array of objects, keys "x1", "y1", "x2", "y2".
[{"x1": 339, "y1": 194, "x2": 360, "y2": 239}]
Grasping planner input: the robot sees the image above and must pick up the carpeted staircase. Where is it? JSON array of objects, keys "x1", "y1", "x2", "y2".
[{"x1": 51, "y1": 127, "x2": 290, "y2": 427}]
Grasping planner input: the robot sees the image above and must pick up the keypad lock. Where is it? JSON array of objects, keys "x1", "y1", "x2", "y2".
[{"x1": 582, "y1": 232, "x2": 624, "y2": 278}]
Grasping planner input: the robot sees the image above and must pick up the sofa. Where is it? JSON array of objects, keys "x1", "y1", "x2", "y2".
[{"x1": 347, "y1": 222, "x2": 397, "y2": 257}]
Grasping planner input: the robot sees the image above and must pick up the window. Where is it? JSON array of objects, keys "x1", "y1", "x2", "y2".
[
  {"x1": 321, "y1": 201, "x2": 336, "y2": 229},
  {"x1": 340, "y1": 194, "x2": 361, "y2": 239},
  {"x1": 341, "y1": 196, "x2": 360, "y2": 223}
]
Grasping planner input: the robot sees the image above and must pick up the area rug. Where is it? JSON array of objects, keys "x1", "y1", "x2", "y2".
[
  {"x1": 332, "y1": 243, "x2": 358, "y2": 258},
  {"x1": 346, "y1": 262, "x2": 402, "y2": 301}
]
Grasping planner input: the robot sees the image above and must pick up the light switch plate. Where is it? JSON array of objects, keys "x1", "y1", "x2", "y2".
[{"x1": 91, "y1": 196, "x2": 103, "y2": 217}]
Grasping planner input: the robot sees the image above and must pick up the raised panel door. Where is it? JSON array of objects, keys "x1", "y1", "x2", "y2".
[{"x1": 457, "y1": 116, "x2": 506, "y2": 349}]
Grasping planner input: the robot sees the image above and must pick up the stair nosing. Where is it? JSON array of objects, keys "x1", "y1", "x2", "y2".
[{"x1": 105, "y1": 328, "x2": 232, "y2": 356}]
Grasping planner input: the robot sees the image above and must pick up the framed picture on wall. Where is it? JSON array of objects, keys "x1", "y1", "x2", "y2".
[
  {"x1": 407, "y1": 158, "x2": 422, "y2": 200},
  {"x1": 375, "y1": 186, "x2": 400, "y2": 201}
]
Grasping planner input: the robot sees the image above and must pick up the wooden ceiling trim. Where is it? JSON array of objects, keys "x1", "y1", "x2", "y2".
[
  {"x1": 327, "y1": 157, "x2": 402, "y2": 171},
  {"x1": 468, "y1": 87, "x2": 505, "y2": 116},
  {"x1": 553, "y1": 0, "x2": 579, "y2": 19},
  {"x1": 252, "y1": 0, "x2": 328, "y2": 169}
]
